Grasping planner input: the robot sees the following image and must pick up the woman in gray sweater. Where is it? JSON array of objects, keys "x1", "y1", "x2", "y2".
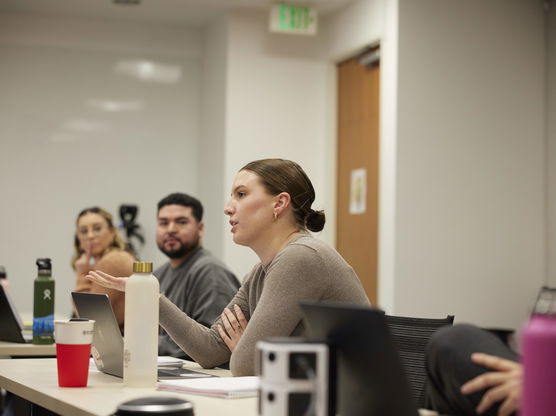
[{"x1": 88, "y1": 158, "x2": 370, "y2": 376}]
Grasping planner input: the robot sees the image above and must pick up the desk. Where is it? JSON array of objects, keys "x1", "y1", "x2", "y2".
[
  {"x1": 0, "y1": 341, "x2": 56, "y2": 357},
  {"x1": 0, "y1": 358, "x2": 438, "y2": 416},
  {"x1": 0, "y1": 358, "x2": 257, "y2": 416}
]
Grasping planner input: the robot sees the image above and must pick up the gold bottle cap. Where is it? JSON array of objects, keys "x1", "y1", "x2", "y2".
[{"x1": 133, "y1": 262, "x2": 153, "y2": 273}]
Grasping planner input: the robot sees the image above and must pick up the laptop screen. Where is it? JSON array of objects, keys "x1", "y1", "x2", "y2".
[
  {"x1": 300, "y1": 301, "x2": 419, "y2": 416},
  {"x1": 72, "y1": 292, "x2": 213, "y2": 380},
  {"x1": 72, "y1": 292, "x2": 125, "y2": 377},
  {"x1": 0, "y1": 285, "x2": 27, "y2": 343}
]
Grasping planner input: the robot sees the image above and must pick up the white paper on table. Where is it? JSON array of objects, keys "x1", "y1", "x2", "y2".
[{"x1": 158, "y1": 376, "x2": 259, "y2": 399}]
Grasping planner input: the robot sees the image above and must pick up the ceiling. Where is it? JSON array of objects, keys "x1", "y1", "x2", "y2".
[{"x1": 0, "y1": 0, "x2": 354, "y2": 27}]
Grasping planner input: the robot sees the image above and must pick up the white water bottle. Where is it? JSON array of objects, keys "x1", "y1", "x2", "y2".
[{"x1": 123, "y1": 262, "x2": 159, "y2": 387}]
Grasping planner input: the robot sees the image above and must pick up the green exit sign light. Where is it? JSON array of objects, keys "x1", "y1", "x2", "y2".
[{"x1": 270, "y1": 4, "x2": 318, "y2": 35}]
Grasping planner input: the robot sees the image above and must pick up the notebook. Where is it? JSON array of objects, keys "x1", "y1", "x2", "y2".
[
  {"x1": 71, "y1": 292, "x2": 213, "y2": 380},
  {"x1": 158, "y1": 376, "x2": 259, "y2": 399},
  {"x1": 0, "y1": 285, "x2": 31, "y2": 343}
]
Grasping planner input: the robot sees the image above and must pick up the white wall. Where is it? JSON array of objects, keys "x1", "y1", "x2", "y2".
[
  {"x1": 324, "y1": 0, "x2": 546, "y2": 329},
  {"x1": 324, "y1": 0, "x2": 385, "y2": 62},
  {"x1": 322, "y1": 0, "x2": 399, "y2": 312},
  {"x1": 394, "y1": 0, "x2": 545, "y2": 328},
  {"x1": 199, "y1": 15, "x2": 229, "y2": 260},
  {"x1": 547, "y1": 3, "x2": 556, "y2": 287},
  {"x1": 0, "y1": 13, "x2": 202, "y2": 317},
  {"x1": 221, "y1": 10, "x2": 329, "y2": 279},
  {"x1": 0, "y1": 1, "x2": 549, "y2": 332}
]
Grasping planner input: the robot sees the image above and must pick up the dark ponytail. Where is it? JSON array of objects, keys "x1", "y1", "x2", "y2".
[
  {"x1": 305, "y1": 209, "x2": 325, "y2": 232},
  {"x1": 241, "y1": 159, "x2": 326, "y2": 232}
]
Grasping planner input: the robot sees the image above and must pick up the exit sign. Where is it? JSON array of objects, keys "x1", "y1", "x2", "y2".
[{"x1": 269, "y1": 4, "x2": 318, "y2": 35}]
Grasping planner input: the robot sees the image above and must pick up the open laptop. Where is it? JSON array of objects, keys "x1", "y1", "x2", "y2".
[
  {"x1": 72, "y1": 292, "x2": 213, "y2": 380},
  {"x1": 0, "y1": 285, "x2": 31, "y2": 343},
  {"x1": 300, "y1": 301, "x2": 419, "y2": 416}
]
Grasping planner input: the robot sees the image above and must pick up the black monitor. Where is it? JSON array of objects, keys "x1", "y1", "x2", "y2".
[{"x1": 300, "y1": 302, "x2": 419, "y2": 416}]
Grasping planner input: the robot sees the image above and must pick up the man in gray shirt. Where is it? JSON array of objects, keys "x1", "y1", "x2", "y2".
[{"x1": 155, "y1": 193, "x2": 240, "y2": 359}]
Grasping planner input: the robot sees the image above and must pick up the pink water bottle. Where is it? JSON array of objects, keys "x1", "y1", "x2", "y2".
[{"x1": 522, "y1": 287, "x2": 556, "y2": 416}]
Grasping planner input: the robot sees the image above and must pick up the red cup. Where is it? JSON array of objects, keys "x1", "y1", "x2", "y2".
[{"x1": 54, "y1": 320, "x2": 95, "y2": 387}]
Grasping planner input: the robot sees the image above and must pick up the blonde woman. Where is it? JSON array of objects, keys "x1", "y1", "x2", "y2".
[{"x1": 72, "y1": 207, "x2": 135, "y2": 331}]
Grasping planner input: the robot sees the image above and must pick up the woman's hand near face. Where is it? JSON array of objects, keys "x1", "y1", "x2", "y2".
[
  {"x1": 86, "y1": 270, "x2": 128, "y2": 292},
  {"x1": 75, "y1": 244, "x2": 94, "y2": 274},
  {"x1": 217, "y1": 304, "x2": 249, "y2": 352}
]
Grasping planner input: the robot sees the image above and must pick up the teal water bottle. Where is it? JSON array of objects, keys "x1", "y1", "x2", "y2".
[{"x1": 33, "y1": 258, "x2": 55, "y2": 344}]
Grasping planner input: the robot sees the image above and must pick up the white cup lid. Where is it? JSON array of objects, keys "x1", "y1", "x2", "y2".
[{"x1": 54, "y1": 319, "x2": 95, "y2": 345}]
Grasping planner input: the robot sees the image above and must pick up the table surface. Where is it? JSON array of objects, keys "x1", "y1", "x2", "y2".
[
  {"x1": 0, "y1": 341, "x2": 56, "y2": 357},
  {"x1": 0, "y1": 357, "x2": 438, "y2": 416},
  {"x1": 0, "y1": 358, "x2": 257, "y2": 416}
]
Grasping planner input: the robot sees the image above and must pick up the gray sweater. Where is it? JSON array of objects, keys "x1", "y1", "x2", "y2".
[{"x1": 159, "y1": 234, "x2": 370, "y2": 376}]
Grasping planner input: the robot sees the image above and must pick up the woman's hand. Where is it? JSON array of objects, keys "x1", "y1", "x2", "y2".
[
  {"x1": 86, "y1": 270, "x2": 128, "y2": 292},
  {"x1": 75, "y1": 245, "x2": 94, "y2": 274},
  {"x1": 460, "y1": 352, "x2": 522, "y2": 416},
  {"x1": 217, "y1": 304, "x2": 249, "y2": 352}
]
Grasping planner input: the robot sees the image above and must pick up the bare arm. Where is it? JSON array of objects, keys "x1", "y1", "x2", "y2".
[
  {"x1": 460, "y1": 353, "x2": 522, "y2": 416},
  {"x1": 93, "y1": 251, "x2": 134, "y2": 328},
  {"x1": 85, "y1": 251, "x2": 134, "y2": 329},
  {"x1": 86, "y1": 269, "x2": 128, "y2": 292}
]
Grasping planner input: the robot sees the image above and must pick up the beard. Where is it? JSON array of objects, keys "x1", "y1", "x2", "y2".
[{"x1": 158, "y1": 236, "x2": 200, "y2": 259}]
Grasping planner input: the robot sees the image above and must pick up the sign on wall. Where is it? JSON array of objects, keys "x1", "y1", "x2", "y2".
[
  {"x1": 269, "y1": 4, "x2": 318, "y2": 35},
  {"x1": 349, "y1": 168, "x2": 367, "y2": 215}
]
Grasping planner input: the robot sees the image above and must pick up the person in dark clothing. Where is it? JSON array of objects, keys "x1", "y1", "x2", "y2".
[
  {"x1": 426, "y1": 324, "x2": 521, "y2": 416},
  {"x1": 155, "y1": 193, "x2": 240, "y2": 359}
]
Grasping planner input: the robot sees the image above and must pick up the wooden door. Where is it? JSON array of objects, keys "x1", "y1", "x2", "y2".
[{"x1": 336, "y1": 52, "x2": 380, "y2": 305}]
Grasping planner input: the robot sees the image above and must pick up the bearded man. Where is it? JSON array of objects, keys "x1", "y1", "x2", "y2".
[{"x1": 155, "y1": 193, "x2": 240, "y2": 359}]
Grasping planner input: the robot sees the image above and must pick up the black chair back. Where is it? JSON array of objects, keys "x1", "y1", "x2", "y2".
[{"x1": 386, "y1": 314, "x2": 455, "y2": 409}]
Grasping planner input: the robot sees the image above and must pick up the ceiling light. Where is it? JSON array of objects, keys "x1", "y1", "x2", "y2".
[
  {"x1": 87, "y1": 99, "x2": 145, "y2": 112},
  {"x1": 62, "y1": 119, "x2": 106, "y2": 132},
  {"x1": 114, "y1": 60, "x2": 182, "y2": 84}
]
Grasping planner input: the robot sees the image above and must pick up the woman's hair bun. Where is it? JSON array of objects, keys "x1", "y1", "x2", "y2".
[{"x1": 305, "y1": 210, "x2": 325, "y2": 232}]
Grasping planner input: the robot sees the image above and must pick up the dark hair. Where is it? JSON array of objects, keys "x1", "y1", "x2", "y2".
[
  {"x1": 71, "y1": 206, "x2": 130, "y2": 269},
  {"x1": 157, "y1": 193, "x2": 203, "y2": 222},
  {"x1": 241, "y1": 159, "x2": 325, "y2": 232}
]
